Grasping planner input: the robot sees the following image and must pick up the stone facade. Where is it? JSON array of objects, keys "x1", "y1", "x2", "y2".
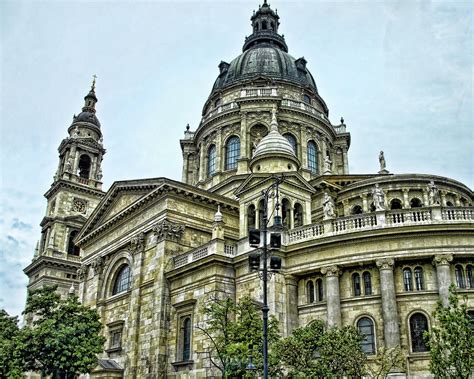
[{"x1": 24, "y1": 2, "x2": 473, "y2": 378}]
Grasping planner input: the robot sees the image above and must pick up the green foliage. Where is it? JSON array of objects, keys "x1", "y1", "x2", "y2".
[
  {"x1": 426, "y1": 285, "x2": 474, "y2": 378},
  {"x1": 196, "y1": 295, "x2": 280, "y2": 378},
  {"x1": 0, "y1": 309, "x2": 24, "y2": 378},
  {"x1": 275, "y1": 319, "x2": 367, "y2": 378},
  {"x1": 21, "y1": 285, "x2": 106, "y2": 378},
  {"x1": 366, "y1": 346, "x2": 406, "y2": 379}
]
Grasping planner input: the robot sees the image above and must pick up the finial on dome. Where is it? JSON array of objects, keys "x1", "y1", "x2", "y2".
[
  {"x1": 186, "y1": 123, "x2": 190, "y2": 131},
  {"x1": 341, "y1": 117, "x2": 344, "y2": 124},
  {"x1": 270, "y1": 106, "x2": 278, "y2": 132},
  {"x1": 214, "y1": 205, "x2": 223, "y2": 223},
  {"x1": 91, "y1": 74, "x2": 97, "y2": 91}
]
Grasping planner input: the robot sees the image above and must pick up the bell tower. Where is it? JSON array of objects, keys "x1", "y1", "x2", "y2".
[{"x1": 24, "y1": 78, "x2": 106, "y2": 300}]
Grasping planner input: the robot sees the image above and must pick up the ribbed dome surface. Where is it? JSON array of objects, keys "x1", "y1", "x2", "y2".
[
  {"x1": 253, "y1": 127, "x2": 296, "y2": 159},
  {"x1": 212, "y1": 45, "x2": 318, "y2": 93}
]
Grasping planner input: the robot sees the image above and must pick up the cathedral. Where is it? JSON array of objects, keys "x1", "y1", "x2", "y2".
[{"x1": 24, "y1": 1, "x2": 473, "y2": 378}]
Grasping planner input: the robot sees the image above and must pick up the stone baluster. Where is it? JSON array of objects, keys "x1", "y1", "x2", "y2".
[
  {"x1": 376, "y1": 258, "x2": 401, "y2": 348},
  {"x1": 321, "y1": 265, "x2": 341, "y2": 327},
  {"x1": 433, "y1": 254, "x2": 453, "y2": 307}
]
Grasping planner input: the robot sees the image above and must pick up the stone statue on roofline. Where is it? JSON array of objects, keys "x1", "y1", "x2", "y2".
[
  {"x1": 372, "y1": 183, "x2": 386, "y2": 211},
  {"x1": 324, "y1": 155, "x2": 332, "y2": 175},
  {"x1": 378, "y1": 151, "x2": 389, "y2": 174},
  {"x1": 323, "y1": 192, "x2": 336, "y2": 219},
  {"x1": 427, "y1": 180, "x2": 441, "y2": 206}
]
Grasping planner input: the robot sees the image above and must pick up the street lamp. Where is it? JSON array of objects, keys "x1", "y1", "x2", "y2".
[{"x1": 248, "y1": 175, "x2": 284, "y2": 379}]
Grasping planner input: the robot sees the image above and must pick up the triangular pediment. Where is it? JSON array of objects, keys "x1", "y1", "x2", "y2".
[
  {"x1": 76, "y1": 178, "x2": 167, "y2": 243},
  {"x1": 234, "y1": 172, "x2": 315, "y2": 199}
]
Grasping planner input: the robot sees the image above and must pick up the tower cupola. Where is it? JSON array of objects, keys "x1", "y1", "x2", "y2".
[
  {"x1": 70, "y1": 76, "x2": 101, "y2": 132},
  {"x1": 243, "y1": 0, "x2": 288, "y2": 52}
]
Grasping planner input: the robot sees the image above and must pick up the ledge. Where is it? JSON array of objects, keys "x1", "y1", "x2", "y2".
[
  {"x1": 171, "y1": 360, "x2": 194, "y2": 370},
  {"x1": 105, "y1": 346, "x2": 122, "y2": 354}
]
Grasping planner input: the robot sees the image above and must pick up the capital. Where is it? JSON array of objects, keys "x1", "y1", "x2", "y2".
[
  {"x1": 321, "y1": 265, "x2": 340, "y2": 277},
  {"x1": 376, "y1": 258, "x2": 395, "y2": 270},
  {"x1": 129, "y1": 232, "x2": 146, "y2": 255},
  {"x1": 433, "y1": 254, "x2": 453, "y2": 267}
]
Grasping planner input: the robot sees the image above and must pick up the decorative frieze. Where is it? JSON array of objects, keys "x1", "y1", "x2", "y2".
[
  {"x1": 77, "y1": 264, "x2": 89, "y2": 280},
  {"x1": 129, "y1": 232, "x2": 146, "y2": 254},
  {"x1": 152, "y1": 220, "x2": 185, "y2": 242},
  {"x1": 91, "y1": 256, "x2": 104, "y2": 276}
]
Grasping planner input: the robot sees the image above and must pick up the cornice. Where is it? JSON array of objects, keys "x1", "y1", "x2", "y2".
[
  {"x1": 44, "y1": 179, "x2": 105, "y2": 199},
  {"x1": 24, "y1": 255, "x2": 81, "y2": 275},
  {"x1": 76, "y1": 178, "x2": 239, "y2": 245},
  {"x1": 58, "y1": 137, "x2": 106, "y2": 155}
]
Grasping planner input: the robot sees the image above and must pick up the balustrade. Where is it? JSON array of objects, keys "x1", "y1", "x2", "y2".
[
  {"x1": 202, "y1": 102, "x2": 238, "y2": 122},
  {"x1": 386, "y1": 208, "x2": 431, "y2": 225},
  {"x1": 240, "y1": 87, "x2": 278, "y2": 98},
  {"x1": 333, "y1": 214, "x2": 377, "y2": 233},
  {"x1": 442, "y1": 207, "x2": 473, "y2": 221}
]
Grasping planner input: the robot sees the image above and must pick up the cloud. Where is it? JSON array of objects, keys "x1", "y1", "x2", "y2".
[{"x1": 11, "y1": 218, "x2": 33, "y2": 231}]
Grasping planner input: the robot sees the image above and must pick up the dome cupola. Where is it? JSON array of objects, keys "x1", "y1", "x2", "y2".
[{"x1": 250, "y1": 107, "x2": 300, "y2": 173}]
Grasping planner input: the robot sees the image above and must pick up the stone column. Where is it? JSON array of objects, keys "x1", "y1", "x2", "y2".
[
  {"x1": 361, "y1": 193, "x2": 368, "y2": 213},
  {"x1": 240, "y1": 112, "x2": 248, "y2": 159},
  {"x1": 215, "y1": 130, "x2": 222, "y2": 172},
  {"x1": 284, "y1": 274, "x2": 298, "y2": 337},
  {"x1": 321, "y1": 265, "x2": 341, "y2": 327},
  {"x1": 342, "y1": 146, "x2": 349, "y2": 174},
  {"x1": 433, "y1": 254, "x2": 453, "y2": 307},
  {"x1": 376, "y1": 258, "x2": 401, "y2": 348},
  {"x1": 402, "y1": 189, "x2": 410, "y2": 209},
  {"x1": 181, "y1": 152, "x2": 189, "y2": 183},
  {"x1": 198, "y1": 144, "x2": 205, "y2": 182}
]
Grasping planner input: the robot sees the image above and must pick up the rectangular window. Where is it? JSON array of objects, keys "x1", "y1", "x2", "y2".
[
  {"x1": 106, "y1": 321, "x2": 124, "y2": 353},
  {"x1": 172, "y1": 299, "x2": 196, "y2": 366}
]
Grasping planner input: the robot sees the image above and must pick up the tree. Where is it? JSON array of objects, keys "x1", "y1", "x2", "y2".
[
  {"x1": 0, "y1": 309, "x2": 25, "y2": 378},
  {"x1": 366, "y1": 346, "x2": 406, "y2": 379},
  {"x1": 21, "y1": 286, "x2": 106, "y2": 378},
  {"x1": 196, "y1": 295, "x2": 280, "y2": 378},
  {"x1": 425, "y1": 285, "x2": 474, "y2": 378},
  {"x1": 275, "y1": 320, "x2": 367, "y2": 378}
]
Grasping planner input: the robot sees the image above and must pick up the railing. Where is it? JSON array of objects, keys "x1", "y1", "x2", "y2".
[
  {"x1": 386, "y1": 208, "x2": 432, "y2": 226},
  {"x1": 288, "y1": 224, "x2": 323, "y2": 243},
  {"x1": 281, "y1": 98, "x2": 329, "y2": 122},
  {"x1": 287, "y1": 206, "x2": 473, "y2": 245},
  {"x1": 173, "y1": 240, "x2": 236, "y2": 268},
  {"x1": 333, "y1": 124, "x2": 347, "y2": 133},
  {"x1": 333, "y1": 214, "x2": 377, "y2": 233},
  {"x1": 202, "y1": 102, "x2": 239, "y2": 122},
  {"x1": 442, "y1": 207, "x2": 473, "y2": 221},
  {"x1": 240, "y1": 87, "x2": 278, "y2": 98}
]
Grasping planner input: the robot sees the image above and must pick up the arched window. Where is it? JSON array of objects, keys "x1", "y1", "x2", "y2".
[
  {"x1": 403, "y1": 268, "x2": 413, "y2": 291},
  {"x1": 281, "y1": 198, "x2": 291, "y2": 228},
  {"x1": 390, "y1": 199, "x2": 403, "y2": 210},
  {"x1": 67, "y1": 230, "x2": 80, "y2": 256},
  {"x1": 112, "y1": 265, "x2": 132, "y2": 295},
  {"x1": 352, "y1": 205, "x2": 363, "y2": 215},
  {"x1": 303, "y1": 94, "x2": 311, "y2": 104},
  {"x1": 357, "y1": 317, "x2": 375, "y2": 354},
  {"x1": 283, "y1": 133, "x2": 297, "y2": 155},
  {"x1": 410, "y1": 313, "x2": 429, "y2": 352},
  {"x1": 307, "y1": 280, "x2": 315, "y2": 303},
  {"x1": 467, "y1": 265, "x2": 473, "y2": 288},
  {"x1": 307, "y1": 141, "x2": 318, "y2": 174},
  {"x1": 207, "y1": 145, "x2": 216, "y2": 176},
  {"x1": 270, "y1": 21, "x2": 275, "y2": 31},
  {"x1": 247, "y1": 204, "x2": 256, "y2": 230},
  {"x1": 214, "y1": 98, "x2": 221, "y2": 108},
  {"x1": 294, "y1": 203, "x2": 303, "y2": 227},
  {"x1": 353, "y1": 273, "x2": 361, "y2": 296},
  {"x1": 78, "y1": 154, "x2": 91, "y2": 179},
  {"x1": 455, "y1": 265, "x2": 466, "y2": 288},
  {"x1": 369, "y1": 202, "x2": 376, "y2": 212},
  {"x1": 363, "y1": 272, "x2": 372, "y2": 295},
  {"x1": 316, "y1": 278, "x2": 324, "y2": 301},
  {"x1": 414, "y1": 267, "x2": 424, "y2": 291},
  {"x1": 446, "y1": 201, "x2": 454, "y2": 207},
  {"x1": 410, "y1": 198, "x2": 422, "y2": 208},
  {"x1": 262, "y1": 20, "x2": 267, "y2": 30},
  {"x1": 181, "y1": 317, "x2": 192, "y2": 361},
  {"x1": 225, "y1": 136, "x2": 240, "y2": 170}
]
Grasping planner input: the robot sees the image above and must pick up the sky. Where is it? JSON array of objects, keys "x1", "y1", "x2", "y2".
[{"x1": 1, "y1": 0, "x2": 472, "y2": 317}]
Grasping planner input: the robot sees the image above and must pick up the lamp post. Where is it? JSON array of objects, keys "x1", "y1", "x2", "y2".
[{"x1": 248, "y1": 175, "x2": 284, "y2": 379}]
